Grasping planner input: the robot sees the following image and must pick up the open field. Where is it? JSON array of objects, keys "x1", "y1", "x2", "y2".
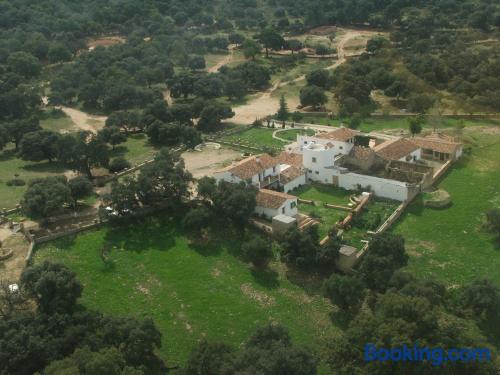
[
  {"x1": 40, "y1": 112, "x2": 76, "y2": 133},
  {"x1": 33, "y1": 215, "x2": 339, "y2": 368},
  {"x1": 0, "y1": 146, "x2": 68, "y2": 210},
  {"x1": 109, "y1": 134, "x2": 158, "y2": 165},
  {"x1": 392, "y1": 129, "x2": 500, "y2": 287},
  {"x1": 221, "y1": 127, "x2": 286, "y2": 149}
]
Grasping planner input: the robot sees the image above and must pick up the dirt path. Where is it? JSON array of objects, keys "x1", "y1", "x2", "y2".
[
  {"x1": 231, "y1": 29, "x2": 380, "y2": 125},
  {"x1": 207, "y1": 45, "x2": 236, "y2": 73},
  {"x1": 59, "y1": 106, "x2": 107, "y2": 133},
  {"x1": 42, "y1": 96, "x2": 107, "y2": 133}
]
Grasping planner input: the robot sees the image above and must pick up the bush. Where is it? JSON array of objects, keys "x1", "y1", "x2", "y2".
[
  {"x1": 109, "y1": 157, "x2": 131, "y2": 173},
  {"x1": 6, "y1": 178, "x2": 26, "y2": 186}
]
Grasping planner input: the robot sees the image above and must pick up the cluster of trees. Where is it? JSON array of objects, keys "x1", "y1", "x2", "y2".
[
  {"x1": 318, "y1": 233, "x2": 500, "y2": 373},
  {"x1": 279, "y1": 226, "x2": 341, "y2": 270},
  {"x1": 21, "y1": 176, "x2": 93, "y2": 218},
  {"x1": 105, "y1": 149, "x2": 193, "y2": 217},
  {"x1": 0, "y1": 261, "x2": 164, "y2": 374},
  {"x1": 185, "y1": 323, "x2": 317, "y2": 375},
  {"x1": 184, "y1": 178, "x2": 258, "y2": 235}
]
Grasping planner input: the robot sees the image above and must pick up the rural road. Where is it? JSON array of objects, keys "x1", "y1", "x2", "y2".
[{"x1": 230, "y1": 29, "x2": 380, "y2": 125}]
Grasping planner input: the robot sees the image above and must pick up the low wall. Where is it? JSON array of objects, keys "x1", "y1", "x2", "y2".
[{"x1": 432, "y1": 160, "x2": 453, "y2": 183}]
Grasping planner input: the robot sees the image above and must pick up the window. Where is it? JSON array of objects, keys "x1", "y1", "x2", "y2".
[
  {"x1": 304, "y1": 141, "x2": 308, "y2": 145},
  {"x1": 312, "y1": 157, "x2": 317, "y2": 163},
  {"x1": 339, "y1": 146, "x2": 343, "y2": 150},
  {"x1": 308, "y1": 169, "x2": 313, "y2": 173},
  {"x1": 315, "y1": 171, "x2": 319, "y2": 175},
  {"x1": 273, "y1": 166, "x2": 276, "y2": 173},
  {"x1": 282, "y1": 207, "x2": 285, "y2": 214},
  {"x1": 291, "y1": 202, "x2": 296, "y2": 209}
]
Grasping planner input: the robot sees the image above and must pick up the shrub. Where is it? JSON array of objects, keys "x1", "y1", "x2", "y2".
[
  {"x1": 6, "y1": 178, "x2": 26, "y2": 186},
  {"x1": 109, "y1": 157, "x2": 131, "y2": 173}
]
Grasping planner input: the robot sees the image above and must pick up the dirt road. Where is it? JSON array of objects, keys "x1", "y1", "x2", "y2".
[{"x1": 231, "y1": 29, "x2": 380, "y2": 125}]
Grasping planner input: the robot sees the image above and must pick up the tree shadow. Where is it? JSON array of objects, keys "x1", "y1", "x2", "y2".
[
  {"x1": 0, "y1": 149, "x2": 17, "y2": 162},
  {"x1": 103, "y1": 214, "x2": 177, "y2": 253},
  {"x1": 189, "y1": 237, "x2": 224, "y2": 257},
  {"x1": 285, "y1": 266, "x2": 329, "y2": 297},
  {"x1": 251, "y1": 267, "x2": 279, "y2": 289},
  {"x1": 329, "y1": 309, "x2": 354, "y2": 330},
  {"x1": 22, "y1": 161, "x2": 68, "y2": 174}
]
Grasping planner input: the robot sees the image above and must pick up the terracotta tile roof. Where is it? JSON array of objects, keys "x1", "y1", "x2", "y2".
[
  {"x1": 256, "y1": 189, "x2": 296, "y2": 209},
  {"x1": 280, "y1": 166, "x2": 305, "y2": 184},
  {"x1": 410, "y1": 137, "x2": 461, "y2": 155},
  {"x1": 374, "y1": 138, "x2": 420, "y2": 161},
  {"x1": 316, "y1": 127, "x2": 358, "y2": 142},
  {"x1": 219, "y1": 154, "x2": 278, "y2": 180},
  {"x1": 275, "y1": 151, "x2": 303, "y2": 168},
  {"x1": 349, "y1": 146, "x2": 375, "y2": 160}
]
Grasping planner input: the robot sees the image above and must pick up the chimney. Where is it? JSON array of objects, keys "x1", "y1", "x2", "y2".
[{"x1": 255, "y1": 156, "x2": 261, "y2": 164}]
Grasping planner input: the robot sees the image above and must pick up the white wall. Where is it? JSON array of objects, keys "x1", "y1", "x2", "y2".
[
  {"x1": 255, "y1": 198, "x2": 298, "y2": 219},
  {"x1": 283, "y1": 174, "x2": 306, "y2": 193},
  {"x1": 338, "y1": 172, "x2": 409, "y2": 201},
  {"x1": 298, "y1": 135, "x2": 354, "y2": 155},
  {"x1": 398, "y1": 148, "x2": 422, "y2": 162},
  {"x1": 214, "y1": 171, "x2": 243, "y2": 185}
]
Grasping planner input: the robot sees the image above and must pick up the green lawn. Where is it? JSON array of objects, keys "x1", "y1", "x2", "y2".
[
  {"x1": 33, "y1": 215, "x2": 339, "y2": 368},
  {"x1": 0, "y1": 146, "x2": 68, "y2": 210},
  {"x1": 298, "y1": 203, "x2": 346, "y2": 239},
  {"x1": 276, "y1": 128, "x2": 315, "y2": 141},
  {"x1": 110, "y1": 134, "x2": 157, "y2": 165},
  {"x1": 293, "y1": 184, "x2": 352, "y2": 206},
  {"x1": 392, "y1": 132, "x2": 500, "y2": 287},
  {"x1": 221, "y1": 127, "x2": 286, "y2": 149},
  {"x1": 40, "y1": 112, "x2": 76, "y2": 133}
]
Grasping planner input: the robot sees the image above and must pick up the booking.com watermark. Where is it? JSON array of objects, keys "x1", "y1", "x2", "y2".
[{"x1": 365, "y1": 343, "x2": 491, "y2": 366}]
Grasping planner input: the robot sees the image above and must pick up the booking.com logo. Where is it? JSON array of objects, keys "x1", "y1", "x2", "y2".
[{"x1": 364, "y1": 343, "x2": 492, "y2": 366}]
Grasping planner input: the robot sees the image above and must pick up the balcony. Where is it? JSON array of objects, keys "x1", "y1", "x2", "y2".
[{"x1": 259, "y1": 174, "x2": 279, "y2": 188}]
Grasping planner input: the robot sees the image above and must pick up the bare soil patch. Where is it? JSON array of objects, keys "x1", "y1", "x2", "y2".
[
  {"x1": 87, "y1": 36, "x2": 126, "y2": 49},
  {"x1": 182, "y1": 147, "x2": 241, "y2": 178},
  {"x1": 240, "y1": 283, "x2": 276, "y2": 307}
]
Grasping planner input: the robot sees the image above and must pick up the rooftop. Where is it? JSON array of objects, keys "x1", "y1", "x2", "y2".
[
  {"x1": 256, "y1": 189, "x2": 296, "y2": 209},
  {"x1": 374, "y1": 138, "x2": 420, "y2": 161},
  {"x1": 275, "y1": 151, "x2": 303, "y2": 168},
  {"x1": 349, "y1": 146, "x2": 375, "y2": 161},
  {"x1": 410, "y1": 137, "x2": 461, "y2": 155},
  {"x1": 280, "y1": 166, "x2": 305, "y2": 184},
  {"x1": 316, "y1": 127, "x2": 358, "y2": 142},
  {"x1": 218, "y1": 154, "x2": 278, "y2": 180}
]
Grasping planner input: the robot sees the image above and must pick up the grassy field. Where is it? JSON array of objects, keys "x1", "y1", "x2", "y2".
[
  {"x1": 110, "y1": 133, "x2": 157, "y2": 165},
  {"x1": 0, "y1": 146, "x2": 68, "y2": 210},
  {"x1": 221, "y1": 127, "x2": 286, "y2": 149},
  {"x1": 33, "y1": 215, "x2": 339, "y2": 369},
  {"x1": 392, "y1": 130, "x2": 500, "y2": 287},
  {"x1": 40, "y1": 112, "x2": 76, "y2": 133},
  {"x1": 299, "y1": 115, "x2": 500, "y2": 133}
]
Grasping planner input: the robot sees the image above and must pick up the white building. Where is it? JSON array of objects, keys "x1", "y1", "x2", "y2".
[
  {"x1": 298, "y1": 127, "x2": 358, "y2": 156},
  {"x1": 255, "y1": 189, "x2": 298, "y2": 219},
  {"x1": 214, "y1": 154, "x2": 280, "y2": 189}
]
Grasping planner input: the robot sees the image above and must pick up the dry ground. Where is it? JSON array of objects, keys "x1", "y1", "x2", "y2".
[{"x1": 182, "y1": 147, "x2": 242, "y2": 178}]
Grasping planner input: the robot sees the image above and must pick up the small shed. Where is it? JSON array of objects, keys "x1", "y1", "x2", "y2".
[
  {"x1": 272, "y1": 214, "x2": 297, "y2": 235},
  {"x1": 336, "y1": 245, "x2": 358, "y2": 272}
]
